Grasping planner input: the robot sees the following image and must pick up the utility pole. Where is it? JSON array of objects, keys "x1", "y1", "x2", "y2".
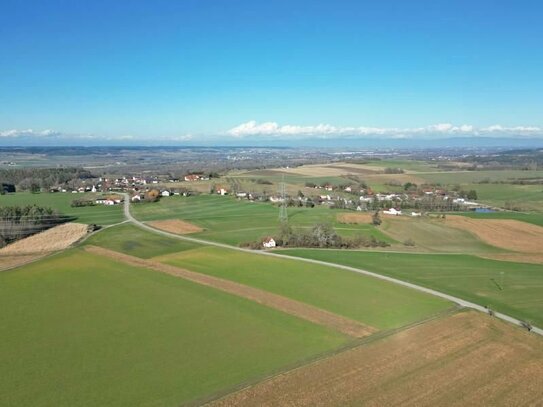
[{"x1": 279, "y1": 175, "x2": 288, "y2": 223}]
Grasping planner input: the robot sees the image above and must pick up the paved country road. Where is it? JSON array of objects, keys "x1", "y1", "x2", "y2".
[{"x1": 121, "y1": 194, "x2": 543, "y2": 337}]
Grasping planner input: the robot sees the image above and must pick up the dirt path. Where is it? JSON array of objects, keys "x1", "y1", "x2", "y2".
[
  {"x1": 208, "y1": 311, "x2": 543, "y2": 407},
  {"x1": 84, "y1": 245, "x2": 376, "y2": 338}
]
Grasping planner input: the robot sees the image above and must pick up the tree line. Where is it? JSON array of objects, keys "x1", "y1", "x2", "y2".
[
  {"x1": 0, "y1": 168, "x2": 95, "y2": 192},
  {"x1": 0, "y1": 205, "x2": 66, "y2": 247}
]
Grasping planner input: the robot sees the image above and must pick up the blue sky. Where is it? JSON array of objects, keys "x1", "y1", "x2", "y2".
[{"x1": 1, "y1": 0, "x2": 542, "y2": 144}]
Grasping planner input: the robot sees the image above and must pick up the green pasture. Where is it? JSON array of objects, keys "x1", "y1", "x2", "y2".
[
  {"x1": 131, "y1": 195, "x2": 393, "y2": 245},
  {"x1": 360, "y1": 159, "x2": 441, "y2": 172},
  {"x1": 467, "y1": 183, "x2": 543, "y2": 212},
  {"x1": 0, "y1": 192, "x2": 124, "y2": 225},
  {"x1": 0, "y1": 250, "x2": 346, "y2": 407},
  {"x1": 85, "y1": 223, "x2": 200, "y2": 258},
  {"x1": 153, "y1": 246, "x2": 451, "y2": 330},
  {"x1": 282, "y1": 249, "x2": 543, "y2": 327},
  {"x1": 418, "y1": 169, "x2": 543, "y2": 184}
]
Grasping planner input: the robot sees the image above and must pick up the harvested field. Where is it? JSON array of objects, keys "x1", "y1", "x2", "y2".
[
  {"x1": 446, "y1": 216, "x2": 543, "y2": 254},
  {"x1": 0, "y1": 223, "x2": 88, "y2": 255},
  {"x1": 210, "y1": 311, "x2": 543, "y2": 407},
  {"x1": 85, "y1": 245, "x2": 376, "y2": 338},
  {"x1": 147, "y1": 219, "x2": 203, "y2": 234},
  {"x1": 278, "y1": 163, "x2": 380, "y2": 177},
  {"x1": 337, "y1": 213, "x2": 372, "y2": 224},
  {"x1": 0, "y1": 254, "x2": 42, "y2": 272}
]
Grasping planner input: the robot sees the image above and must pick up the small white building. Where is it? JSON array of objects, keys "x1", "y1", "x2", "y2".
[
  {"x1": 161, "y1": 190, "x2": 171, "y2": 197},
  {"x1": 262, "y1": 237, "x2": 276, "y2": 248},
  {"x1": 383, "y1": 208, "x2": 402, "y2": 216},
  {"x1": 411, "y1": 211, "x2": 422, "y2": 217},
  {"x1": 217, "y1": 188, "x2": 228, "y2": 196}
]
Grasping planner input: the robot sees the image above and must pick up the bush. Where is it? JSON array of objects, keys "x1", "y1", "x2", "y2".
[{"x1": 403, "y1": 238, "x2": 416, "y2": 246}]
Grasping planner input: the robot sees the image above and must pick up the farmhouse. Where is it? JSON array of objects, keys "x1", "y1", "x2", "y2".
[
  {"x1": 383, "y1": 208, "x2": 402, "y2": 216},
  {"x1": 184, "y1": 174, "x2": 200, "y2": 182},
  {"x1": 262, "y1": 237, "x2": 276, "y2": 248}
]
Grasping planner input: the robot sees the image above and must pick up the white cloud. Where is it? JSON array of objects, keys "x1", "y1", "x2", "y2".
[
  {"x1": 0, "y1": 129, "x2": 64, "y2": 138},
  {"x1": 227, "y1": 121, "x2": 543, "y2": 139}
]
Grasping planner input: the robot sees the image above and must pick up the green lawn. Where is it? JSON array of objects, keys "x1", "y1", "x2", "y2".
[
  {"x1": 85, "y1": 223, "x2": 200, "y2": 258},
  {"x1": 153, "y1": 246, "x2": 451, "y2": 330},
  {"x1": 131, "y1": 195, "x2": 393, "y2": 245},
  {"x1": 0, "y1": 192, "x2": 124, "y2": 225},
  {"x1": 282, "y1": 249, "x2": 543, "y2": 327},
  {"x1": 0, "y1": 250, "x2": 347, "y2": 407},
  {"x1": 417, "y1": 169, "x2": 543, "y2": 184}
]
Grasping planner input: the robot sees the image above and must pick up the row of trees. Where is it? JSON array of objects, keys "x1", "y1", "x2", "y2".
[
  {"x1": 241, "y1": 223, "x2": 390, "y2": 250},
  {"x1": 0, "y1": 168, "x2": 95, "y2": 192},
  {"x1": 0, "y1": 205, "x2": 65, "y2": 246}
]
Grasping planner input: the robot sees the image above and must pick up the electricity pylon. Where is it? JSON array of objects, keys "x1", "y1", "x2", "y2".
[{"x1": 279, "y1": 175, "x2": 288, "y2": 223}]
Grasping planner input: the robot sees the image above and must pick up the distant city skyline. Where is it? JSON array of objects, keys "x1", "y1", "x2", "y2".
[{"x1": 1, "y1": 0, "x2": 542, "y2": 145}]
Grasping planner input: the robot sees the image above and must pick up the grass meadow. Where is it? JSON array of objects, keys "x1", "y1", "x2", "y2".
[
  {"x1": 86, "y1": 224, "x2": 451, "y2": 330},
  {"x1": 0, "y1": 192, "x2": 125, "y2": 225},
  {"x1": 0, "y1": 249, "x2": 347, "y2": 407},
  {"x1": 131, "y1": 194, "x2": 394, "y2": 245},
  {"x1": 283, "y1": 249, "x2": 543, "y2": 327},
  {"x1": 152, "y1": 245, "x2": 451, "y2": 330}
]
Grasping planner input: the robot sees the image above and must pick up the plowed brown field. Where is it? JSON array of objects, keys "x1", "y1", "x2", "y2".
[
  {"x1": 446, "y1": 216, "x2": 543, "y2": 254},
  {"x1": 0, "y1": 254, "x2": 42, "y2": 272},
  {"x1": 147, "y1": 219, "x2": 203, "y2": 234},
  {"x1": 209, "y1": 311, "x2": 543, "y2": 407},
  {"x1": 337, "y1": 213, "x2": 372, "y2": 224},
  {"x1": 84, "y1": 245, "x2": 376, "y2": 338}
]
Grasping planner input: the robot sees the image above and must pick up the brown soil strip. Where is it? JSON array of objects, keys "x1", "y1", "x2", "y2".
[
  {"x1": 0, "y1": 223, "x2": 88, "y2": 255},
  {"x1": 446, "y1": 216, "x2": 543, "y2": 254},
  {"x1": 146, "y1": 219, "x2": 203, "y2": 235},
  {"x1": 0, "y1": 254, "x2": 43, "y2": 272},
  {"x1": 337, "y1": 213, "x2": 372, "y2": 224},
  {"x1": 84, "y1": 245, "x2": 376, "y2": 338},
  {"x1": 209, "y1": 311, "x2": 543, "y2": 407}
]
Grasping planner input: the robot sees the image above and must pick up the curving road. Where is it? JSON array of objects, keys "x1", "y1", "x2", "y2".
[{"x1": 121, "y1": 194, "x2": 543, "y2": 336}]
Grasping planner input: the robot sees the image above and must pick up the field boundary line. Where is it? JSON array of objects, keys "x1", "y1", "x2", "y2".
[
  {"x1": 84, "y1": 245, "x2": 376, "y2": 338},
  {"x1": 120, "y1": 194, "x2": 543, "y2": 337},
  {"x1": 196, "y1": 306, "x2": 461, "y2": 407}
]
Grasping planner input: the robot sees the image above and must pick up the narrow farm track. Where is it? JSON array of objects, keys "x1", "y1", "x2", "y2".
[
  {"x1": 84, "y1": 245, "x2": 376, "y2": 338},
  {"x1": 121, "y1": 194, "x2": 543, "y2": 336}
]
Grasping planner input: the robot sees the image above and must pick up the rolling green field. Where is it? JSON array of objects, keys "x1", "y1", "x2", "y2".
[
  {"x1": 0, "y1": 250, "x2": 347, "y2": 407},
  {"x1": 151, "y1": 245, "x2": 451, "y2": 330},
  {"x1": 464, "y1": 183, "x2": 543, "y2": 212},
  {"x1": 0, "y1": 192, "x2": 124, "y2": 225},
  {"x1": 417, "y1": 169, "x2": 543, "y2": 184},
  {"x1": 85, "y1": 223, "x2": 200, "y2": 258},
  {"x1": 282, "y1": 249, "x2": 543, "y2": 327},
  {"x1": 84, "y1": 223, "x2": 451, "y2": 330},
  {"x1": 132, "y1": 195, "x2": 394, "y2": 245}
]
